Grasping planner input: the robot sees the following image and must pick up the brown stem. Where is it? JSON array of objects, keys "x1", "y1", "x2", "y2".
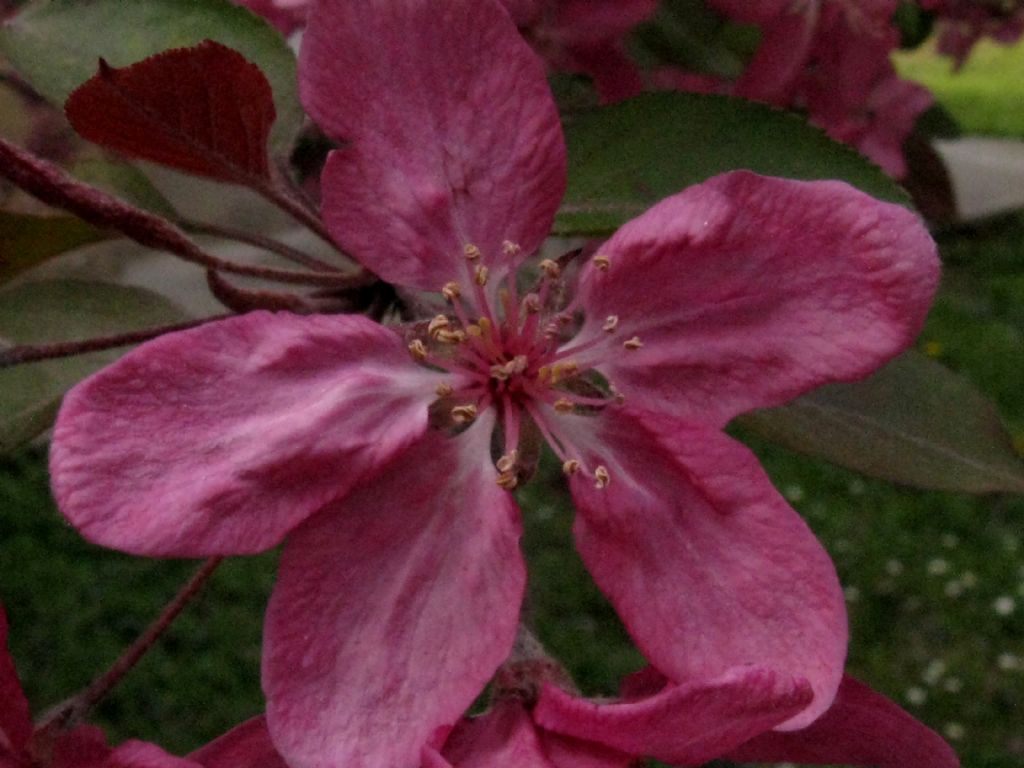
[
  {"x1": 40, "y1": 558, "x2": 223, "y2": 732},
  {"x1": 179, "y1": 218, "x2": 347, "y2": 273},
  {"x1": 0, "y1": 137, "x2": 359, "y2": 287},
  {"x1": 0, "y1": 314, "x2": 231, "y2": 369}
]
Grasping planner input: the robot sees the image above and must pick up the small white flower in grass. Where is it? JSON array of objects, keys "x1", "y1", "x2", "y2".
[
  {"x1": 843, "y1": 586, "x2": 860, "y2": 603},
  {"x1": 784, "y1": 483, "x2": 804, "y2": 502},
  {"x1": 944, "y1": 580, "x2": 963, "y2": 598},
  {"x1": 941, "y1": 533, "x2": 959, "y2": 549},
  {"x1": 961, "y1": 570, "x2": 978, "y2": 588},
  {"x1": 943, "y1": 722, "x2": 965, "y2": 741},
  {"x1": 905, "y1": 686, "x2": 927, "y2": 705},
  {"x1": 923, "y1": 659, "x2": 946, "y2": 685},
  {"x1": 997, "y1": 652, "x2": 1020, "y2": 671},
  {"x1": 943, "y1": 677, "x2": 962, "y2": 693},
  {"x1": 885, "y1": 558, "x2": 904, "y2": 576},
  {"x1": 927, "y1": 558, "x2": 950, "y2": 576},
  {"x1": 993, "y1": 596, "x2": 1017, "y2": 616}
]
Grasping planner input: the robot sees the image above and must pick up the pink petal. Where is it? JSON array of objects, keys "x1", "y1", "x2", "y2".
[
  {"x1": 0, "y1": 607, "x2": 31, "y2": 757},
  {"x1": 535, "y1": 667, "x2": 813, "y2": 764},
  {"x1": 727, "y1": 675, "x2": 960, "y2": 767},
  {"x1": 734, "y1": 10, "x2": 817, "y2": 105},
  {"x1": 51, "y1": 312, "x2": 438, "y2": 556},
  {"x1": 104, "y1": 740, "x2": 202, "y2": 768},
  {"x1": 302, "y1": 0, "x2": 566, "y2": 292},
  {"x1": 576, "y1": 172, "x2": 939, "y2": 427},
  {"x1": 188, "y1": 717, "x2": 286, "y2": 768},
  {"x1": 566, "y1": 408, "x2": 847, "y2": 727},
  {"x1": 52, "y1": 726, "x2": 110, "y2": 768},
  {"x1": 263, "y1": 422, "x2": 526, "y2": 768}
]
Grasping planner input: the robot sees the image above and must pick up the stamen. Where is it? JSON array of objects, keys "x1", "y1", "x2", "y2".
[
  {"x1": 474, "y1": 265, "x2": 489, "y2": 286},
  {"x1": 496, "y1": 450, "x2": 518, "y2": 474},
  {"x1": 502, "y1": 240, "x2": 521, "y2": 257},
  {"x1": 593, "y1": 253, "x2": 611, "y2": 272},
  {"x1": 623, "y1": 336, "x2": 643, "y2": 351},
  {"x1": 522, "y1": 293, "x2": 541, "y2": 314},
  {"x1": 435, "y1": 382, "x2": 454, "y2": 397},
  {"x1": 442, "y1": 281, "x2": 462, "y2": 301},
  {"x1": 436, "y1": 329, "x2": 467, "y2": 345},
  {"x1": 553, "y1": 398, "x2": 574, "y2": 414},
  {"x1": 539, "y1": 259, "x2": 561, "y2": 279},
  {"x1": 602, "y1": 315, "x2": 619, "y2": 333},
  {"x1": 496, "y1": 472, "x2": 518, "y2": 490},
  {"x1": 464, "y1": 243, "x2": 482, "y2": 261},
  {"x1": 490, "y1": 355, "x2": 529, "y2": 381},
  {"x1": 562, "y1": 459, "x2": 581, "y2": 476},
  {"x1": 428, "y1": 315, "x2": 451, "y2": 339},
  {"x1": 451, "y1": 404, "x2": 478, "y2": 424},
  {"x1": 594, "y1": 465, "x2": 610, "y2": 489},
  {"x1": 549, "y1": 361, "x2": 579, "y2": 385},
  {"x1": 408, "y1": 339, "x2": 428, "y2": 361}
]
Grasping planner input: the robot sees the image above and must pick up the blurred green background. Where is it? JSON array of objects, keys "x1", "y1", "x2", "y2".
[{"x1": 2, "y1": 39, "x2": 1024, "y2": 768}]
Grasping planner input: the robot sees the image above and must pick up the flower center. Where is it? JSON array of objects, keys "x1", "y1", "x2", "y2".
[{"x1": 408, "y1": 241, "x2": 642, "y2": 490}]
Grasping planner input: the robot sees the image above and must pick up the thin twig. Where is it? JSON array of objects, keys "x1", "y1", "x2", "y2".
[
  {"x1": 0, "y1": 314, "x2": 231, "y2": 369},
  {"x1": 0, "y1": 137, "x2": 359, "y2": 288},
  {"x1": 42, "y1": 557, "x2": 223, "y2": 730},
  {"x1": 179, "y1": 218, "x2": 346, "y2": 273}
]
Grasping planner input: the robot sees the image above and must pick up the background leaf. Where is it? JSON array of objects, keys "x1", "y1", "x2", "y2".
[
  {"x1": 0, "y1": 211, "x2": 113, "y2": 284},
  {"x1": 65, "y1": 42, "x2": 277, "y2": 185},
  {"x1": 738, "y1": 351, "x2": 1024, "y2": 494},
  {"x1": 0, "y1": 0, "x2": 301, "y2": 155},
  {"x1": 0, "y1": 279, "x2": 189, "y2": 454},
  {"x1": 557, "y1": 91, "x2": 911, "y2": 236},
  {"x1": 70, "y1": 157, "x2": 177, "y2": 217}
]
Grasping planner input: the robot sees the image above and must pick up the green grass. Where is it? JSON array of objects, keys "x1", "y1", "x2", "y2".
[{"x1": 897, "y1": 40, "x2": 1024, "y2": 136}]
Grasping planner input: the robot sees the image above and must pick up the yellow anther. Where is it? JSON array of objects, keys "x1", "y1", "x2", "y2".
[
  {"x1": 502, "y1": 240, "x2": 522, "y2": 257},
  {"x1": 539, "y1": 259, "x2": 561, "y2": 279},
  {"x1": 466, "y1": 324, "x2": 482, "y2": 337},
  {"x1": 522, "y1": 293, "x2": 541, "y2": 314},
  {"x1": 490, "y1": 355, "x2": 529, "y2": 380},
  {"x1": 435, "y1": 382, "x2": 454, "y2": 397},
  {"x1": 553, "y1": 398, "x2": 574, "y2": 414},
  {"x1": 442, "y1": 282, "x2": 462, "y2": 301},
  {"x1": 428, "y1": 314, "x2": 451, "y2": 339},
  {"x1": 594, "y1": 465, "x2": 610, "y2": 489},
  {"x1": 537, "y1": 365, "x2": 551, "y2": 383},
  {"x1": 562, "y1": 459, "x2": 581, "y2": 476},
  {"x1": 436, "y1": 329, "x2": 467, "y2": 345},
  {"x1": 602, "y1": 315, "x2": 619, "y2": 333},
  {"x1": 496, "y1": 471, "x2": 519, "y2": 490},
  {"x1": 550, "y1": 361, "x2": 579, "y2": 385},
  {"x1": 623, "y1": 336, "x2": 643, "y2": 351},
  {"x1": 451, "y1": 404, "x2": 478, "y2": 424},
  {"x1": 464, "y1": 243, "x2": 482, "y2": 261},
  {"x1": 593, "y1": 253, "x2": 611, "y2": 272},
  {"x1": 408, "y1": 339, "x2": 428, "y2": 361},
  {"x1": 496, "y1": 450, "x2": 518, "y2": 474},
  {"x1": 474, "y1": 265, "x2": 489, "y2": 286},
  {"x1": 478, "y1": 316, "x2": 493, "y2": 337}
]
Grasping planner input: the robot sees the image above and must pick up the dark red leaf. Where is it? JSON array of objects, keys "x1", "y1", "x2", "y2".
[{"x1": 65, "y1": 40, "x2": 276, "y2": 184}]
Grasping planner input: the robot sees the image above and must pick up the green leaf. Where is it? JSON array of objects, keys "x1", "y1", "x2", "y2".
[
  {"x1": 71, "y1": 157, "x2": 177, "y2": 217},
  {"x1": 557, "y1": 92, "x2": 910, "y2": 236},
  {"x1": 0, "y1": 211, "x2": 113, "y2": 284},
  {"x1": 738, "y1": 351, "x2": 1024, "y2": 494},
  {"x1": 0, "y1": 0, "x2": 302, "y2": 156},
  {"x1": 0, "y1": 279, "x2": 189, "y2": 454}
]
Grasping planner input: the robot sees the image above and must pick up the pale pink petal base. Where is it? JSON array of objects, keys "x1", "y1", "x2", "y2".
[
  {"x1": 535, "y1": 666, "x2": 813, "y2": 765},
  {"x1": 263, "y1": 421, "x2": 525, "y2": 768},
  {"x1": 566, "y1": 408, "x2": 847, "y2": 727},
  {"x1": 51, "y1": 312, "x2": 439, "y2": 556},
  {"x1": 577, "y1": 172, "x2": 939, "y2": 426},
  {"x1": 303, "y1": 0, "x2": 566, "y2": 291},
  {"x1": 727, "y1": 676, "x2": 960, "y2": 768}
]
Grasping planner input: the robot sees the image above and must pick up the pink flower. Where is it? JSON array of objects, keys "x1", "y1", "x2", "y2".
[
  {"x1": 423, "y1": 671, "x2": 958, "y2": 768},
  {"x1": 921, "y1": 0, "x2": 1024, "y2": 66},
  {"x1": 502, "y1": 0, "x2": 657, "y2": 101},
  {"x1": 0, "y1": 606, "x2": 194, "y2": 768},
  {"x1": 50, "y1": 0, "x2": 939, "y2": 765}
]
